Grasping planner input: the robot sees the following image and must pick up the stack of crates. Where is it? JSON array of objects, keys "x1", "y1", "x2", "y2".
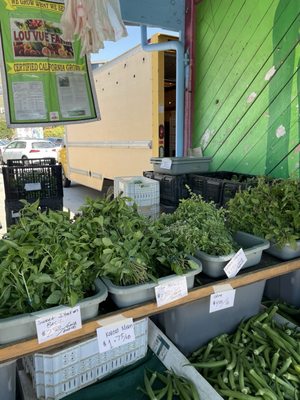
[
  {"x1": 114, "y1": 176, "x2": 160, "y2": 219},
  {"x1": 2, "y1": 158, "x2": 63, "y2": 227}
]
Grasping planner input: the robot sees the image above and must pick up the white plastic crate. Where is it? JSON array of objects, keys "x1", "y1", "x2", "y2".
[
  {"x1": 23, "y1": 318, "x2": 148, "y2": 400},
  {"x1": 114, "y1": 176, "x2": 159, "y2": 217}
]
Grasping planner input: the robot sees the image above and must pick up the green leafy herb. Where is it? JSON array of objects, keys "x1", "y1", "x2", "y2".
[{"x1": 227, "y1": 178, "x2": 300, "y2": 249}]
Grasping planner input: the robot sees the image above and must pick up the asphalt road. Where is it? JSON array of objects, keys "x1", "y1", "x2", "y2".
[{"x1": 0, "y1": 173, "x2": 104, "y2": 235}]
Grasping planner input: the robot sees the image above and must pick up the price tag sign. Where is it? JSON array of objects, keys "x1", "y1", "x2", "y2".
[
  {"x1": 160, "y1": 158, "x2": 172, "y2": 170},
  {"x1": 155, "y1": 276, "x2": 188, "y2": 307},
  {"x1": 97, "y1": 318, "x2": 135, "y2": 353},
  {"x1": 209, "y1": 289, "x2": 236, "y2": 313},
  {"x1": 223, "y1": 248, "x2": 247, "y2": 278},
  {"x1": 35, "y1": 306, "x2": 82, "y2": 344},
  {"x1": 25, "y1": 182, "x2": 42, "y2": 191}
]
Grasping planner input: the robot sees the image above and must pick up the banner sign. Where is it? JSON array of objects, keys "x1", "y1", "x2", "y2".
[{"x1": 0, "y1": 0, "x2": 100, "y2": 127}]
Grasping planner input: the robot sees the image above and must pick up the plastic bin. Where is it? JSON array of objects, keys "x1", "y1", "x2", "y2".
[
  {"x1": 102, "y1": 257, "x2": 202, "y2": 308},
  {"x1": 188, "y1": 174, "x2": 223, "y2": 205},
  {"x1": 150, "y1": 156, "x2": 212, "y2": 175},
  {"x1": 143, "y1": 171, "x2": 189, "y2": 205},
  {"x1": 23, "y1": 319, "x2": 148, "y2": 400},
  {"x1": 264, "y1": 270, "x2": 300, "y2": 307},
  {"x1": 0, "y1": 360, "x2": 16, "y2": 400},
  {"x1": 195, "y1": 231, "x2": 270, "y2": 278},
  {"x1": 114, "y1": 176, "x2": 159, "y2": 219},
  {"x1": 160, "y1": 203, "x2": 177, "y2": 214},
  {"x1": 155, "y1": 280, "x2": 266, "y2": 355},
  {"x1": 2, "y1": 161, "x2": 63, "y2": 201},
  {"x1": 265, "y1": 240, "x2": 300, "y2": 260},
  {"x1": 7, "y1": 158, "x2": 56, "y2": 166},
  {"x1": 0, "y1": 279, "x2": 108, "y2": 345},
  {"x1": 188, "y1": 171, "x2": 256, "y2": 206},
  {"x1": 5, "y1": 197, "x2": 63, "y2": 227},
  {"x1": 21, "y1": 320, "x2": 221, "y2": 400}
]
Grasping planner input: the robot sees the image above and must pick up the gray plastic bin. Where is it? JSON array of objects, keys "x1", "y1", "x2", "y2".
[
  {"x1": 155, "y1": 280, "x2": 266, "y2": 356},
  {"x1": 102, "y1": 257, "x2": 202, "y2": 308},
  {"x1": 266, "y1": 240, "x2": 300, "y2": 260},
  {"x1": 195, "y1": 231, "x2": 270, "y2": 278},
  {"x1": 264, "y1": 270, "x2": 300, "y2": 307},
  {"x1": 0, "y1": 361, "x2": 16, "y2": 400},
  {"x1": 0, "y1": 279, "x2": 108, "y2": 344},
  {"x1": 150, "y1": 157, "x2": 212, "y2": 175}
]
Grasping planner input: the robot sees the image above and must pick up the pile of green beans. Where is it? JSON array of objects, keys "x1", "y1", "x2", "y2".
[
  {"x1": 188, "y1": 306, "x2": 300, "y2": 399},
  {"x1": 263, "y1": 300, "x2": 300, "y2": 325},
  {"x1": 138, "y1": 368, "x2": 200, "y2": 400}
]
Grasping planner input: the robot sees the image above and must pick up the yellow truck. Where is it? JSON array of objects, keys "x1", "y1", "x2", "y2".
[{"x1": 59, "y1": 33, "x2": 176, "y2": 190}]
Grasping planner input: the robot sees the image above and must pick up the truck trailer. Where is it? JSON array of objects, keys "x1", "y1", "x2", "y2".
[{"x1": 60, "y1": 33, "x2": 177, "y2": 189}]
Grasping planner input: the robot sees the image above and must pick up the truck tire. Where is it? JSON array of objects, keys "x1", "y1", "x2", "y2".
[{"x1": 62, "y1": 169, "x2": 71, "y2": 188}]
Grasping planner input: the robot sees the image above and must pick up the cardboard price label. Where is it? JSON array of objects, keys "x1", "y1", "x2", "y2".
[
  {"x1": 209, "y1": 289, "x2": 236, "y2": 313},
  {"x1": 160, "y1": 158, "x2": 172, "y2": 169},
  {"x1": 35, "y1": 306, "x2": 82, "y2": 344},
  {"x1": 155, "y1": 276, "x2": 188, "y2": 307},
  {"x1": 97, "y1": 318, "x2": 135, "y2": 353},
  {"x1": 224, "y1": 248, "x2": 247, "y2": 278}
]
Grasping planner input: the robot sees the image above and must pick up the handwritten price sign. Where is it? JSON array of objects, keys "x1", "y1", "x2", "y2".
[
  {"x1": 97, "y1": 318, "x2": 135, "y2": 353},
  {"x1": 209, "y1": 289, "x2": 236, "y2": 313},
  {"x1": 35, "y1": 306, "x2": 82, "y2": 344}
]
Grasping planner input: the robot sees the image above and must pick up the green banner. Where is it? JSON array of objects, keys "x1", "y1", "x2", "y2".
[{"x1": 0, "y1": 0, "x2": 100, "y2": 127}]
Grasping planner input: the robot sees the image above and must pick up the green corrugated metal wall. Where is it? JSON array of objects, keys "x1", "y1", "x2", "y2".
[{"x1": 193, "y1": 0, "x2": 300, "y2": 178}]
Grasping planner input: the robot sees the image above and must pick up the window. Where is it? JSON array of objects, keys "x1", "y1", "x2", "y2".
[
  {"x1": 6, "y1": 142, "x2": 18, "y2": 149},
  {"x1": 15, "y1": 141, "x2": 26, "y2": 149},
  {"x1": 32, "y1": 141, "x2": 53, "y2": 149}
]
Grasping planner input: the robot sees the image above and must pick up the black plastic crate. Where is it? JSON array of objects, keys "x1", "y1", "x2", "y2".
[
  {"x1": 143, "y1": 171, "x2": 154, "y2": 179},
  {"x1": 160, "y1": 203, "x2": 177, "y2": 214},
  {"x1": 5, "y1": 197, "x2": 63, "y2": 227},
  {"x1": 143, "y1": 171, "x2": 189, "y2": 205},
  {"x1": 7, "y1": 158, "x2": 56, "y2": 166},
  {"x1": 2, "y1": 161, "x2": 63, "y2": 201},
  {"x1": 188, "y1": 171, "x2": 257, "y2": 206},
  {"x1": 188, "y1": 174, "x2": 223, "y2": 205}
]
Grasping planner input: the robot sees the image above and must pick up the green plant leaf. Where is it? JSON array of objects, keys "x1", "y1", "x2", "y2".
[
  {"x1": 46, "y1": 290, "x2": 62, "y2": 304},
  {"x1": 34, "y1": 274, "x2": 53, "y2": 284}
]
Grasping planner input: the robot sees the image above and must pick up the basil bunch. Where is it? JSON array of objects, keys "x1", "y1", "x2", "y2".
[
  {"x1": 0, "y1": 201, "x2": 96, "y2": 317},
  {"x1": 227, "y1": 178, "x2": 300, "y2": 249},
  {"x1": 161, "y1": 191, "x2": 237, "y2": 256},
  {"x1": 76, "y1": 196, "x2": 198, "y2": 286}
]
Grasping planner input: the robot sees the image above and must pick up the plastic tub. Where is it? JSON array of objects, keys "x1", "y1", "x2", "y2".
[
  {"x1": 155, "y1": 280, "x2": 266, "y2": 355},
  {"x1": 150, "y1": 157, "x2": 212, "y2": 175},
  {"x1": 0, "y1": 360, "x2": 16, "y2": 400},
  {"x1": 195, "y1": 231, "x2": 270, "y2": 278},
  {"x1": 23, "y1": 319, "x2": 148, "y2": 400},
  {"x1": 265, "y1": 240, "x2": 300, "y2": 260},
  {"x1": 0, "y1": 279, "x2": 108, "y2": 345},
  {"x1": 102, "y1": 257, "x2": 202, "y2": 308},
  {"x1": 264, "y1": 270, "x2": 300, "y2": 307}
]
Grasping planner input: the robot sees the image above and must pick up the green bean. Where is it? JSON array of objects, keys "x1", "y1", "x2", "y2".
[
  {"x1": 283, "y1": 372, "x2": 300, "y2": 384},
  {"x1": 219, "y1": 389, "x2": 263, "y2": 400},
  {"x1": 249, "y1": 369, "x2": 270, "y2": 389},
  {"x1": 229, "y1": 369, "x2": 236, "y2": 390},
  {"x1": 143, "y1": 370, "x2": 157, "y2": 400},
  {"x1": 268, "y1": 373, "x2": 297, "y2": 394},
  {"x1": 227, "y1": 347, "x2": 237, "y2": 371},
  {"x1": 190, "y1": 359, "x2": 229, "y2": 369},
  {"x1": 202, "y1": 341, "x2": 213, "y2": 361},
  {"x1": 256, "y1": 388, "x2": 277, "y2": 400},
  {"x1": 263, "y1": 347, "x2": 271, "y2": 368},
  {"x1": 278, "y1": 357, "x2": 292, "y2": 376},
  {"x1": 218, "y1": 373, "x2": 230, "y2": 390},
  {"x1": 254, "y1": 344, "x2": 268, "y2": 356}
]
